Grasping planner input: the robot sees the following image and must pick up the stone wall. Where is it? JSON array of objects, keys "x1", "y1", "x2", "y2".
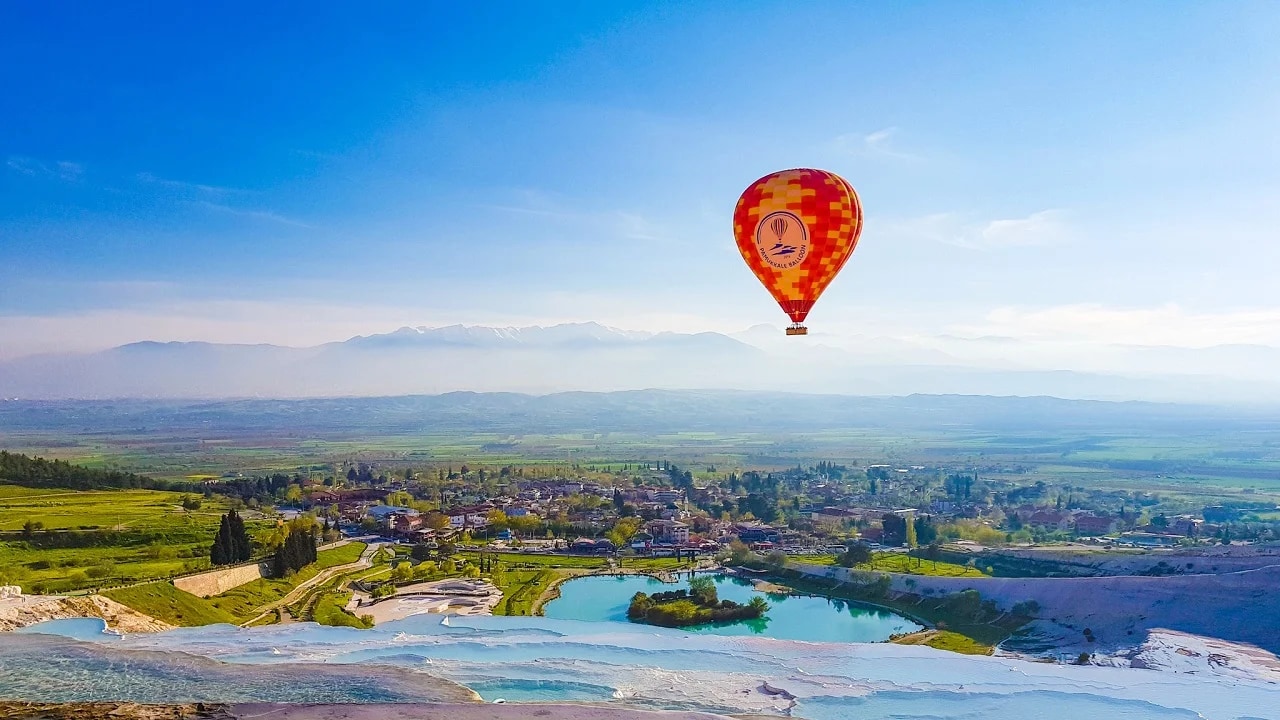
[
  {"x1": 173, "y1": 562, "x2": 269, "y2": 598},
  {"x1": 171, "y1": 540, "x2": 353, "y2": 598}
]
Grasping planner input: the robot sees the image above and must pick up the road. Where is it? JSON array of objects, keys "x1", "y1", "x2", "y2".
[{"x1": 239, "y1": 542, "x2": 383, "y2": 627}]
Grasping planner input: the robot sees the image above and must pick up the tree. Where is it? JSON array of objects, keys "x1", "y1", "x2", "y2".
[
  {"x1": 413, "y1": 561, "x2": 437, "y2": 580},
  {"x1": 606, "y1": 516, "x2": 642, "y2": 548},
  {"x1": 424, "y1": 512, "x2": 451, "y2": 532},
  {"x1": 486, "y1": 509, "x2": 509, "y2": 533},
  {"x1": 914, "y1": 516, "x2": 938, "y2": 546},
  {"x1": 881, "y1": 513, "x2": 907, "y2": 546},
  {"x1": 411, "y1": 543, "x2": 433, "y2": 561},
  {"x1": 747, "y1": 596, "x2": 770, "y2": 614},
  {"x1": 391, "y1": 563, "x2": 413, "y2": 583},
  {"x1": 509, "y1": 514, "x2": 541, "y2": 537},
  {"x1": 271, "y1": 524, "x2": 317, "y2": 577},
  {"x1": 905, "y1": 513, "x2": 918, "y2": 549},
  {"x1": 765, "y1": 550, "x2": 788, "y2": 569},
  {"x1": 688, "y1": 576, "x2": 718, "y2": 606},
  {"x1": 210, "y1": 510, "x2": 252, "y2": 566},
  {"x1": 726, "y1": 539, "x2": 752, "y2": 565},
  {"x1": 346, "y1": 467, "x2": 358, "y2": 484},
  {"x1": 838, "y1": 541, "x2": 873, "y2": 568},
  {"x1": 228, "y1": 510, "x2": 251, "y2": 561}
]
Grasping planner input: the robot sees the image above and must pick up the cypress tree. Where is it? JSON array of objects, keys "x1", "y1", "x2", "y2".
[
  {"x1": 272, "y1": 542, "x2": 287, "y2": 577},
  {"x1": 228, "y1": 510, "x2": 251, "y2": 562},
  {"x1": 211, "y1": 513, "x2": 235, "y2": 565},
  {"x1": 211, "y1": 518, "x2": 227, "y2": 565},
  {"x1": 272, "y1": 525, "x2": 318, "y2": 577}
]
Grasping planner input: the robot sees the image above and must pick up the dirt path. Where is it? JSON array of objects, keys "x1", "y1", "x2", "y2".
[{"x1": 239, "y1": 543, "x2": 381, "y2": 627}]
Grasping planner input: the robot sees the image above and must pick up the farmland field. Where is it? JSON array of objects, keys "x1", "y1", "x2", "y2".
[
  {"x1": 0, "y1": 486, "x2": 261, "y2": 593},
  {"x1": 3, "y1": 393, "x2": 1278, "y2": 505},
  {"x1": 796, "y1": 553, "x2": 988, "y2": 577}
]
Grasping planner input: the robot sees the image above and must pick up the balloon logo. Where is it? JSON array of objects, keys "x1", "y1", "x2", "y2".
[
  {"x1": 733, "y1": 168, "x2": 863, "y2": 335},
  {"x1": 770, "y1": 216, "x2": 787, "y2": 240}
]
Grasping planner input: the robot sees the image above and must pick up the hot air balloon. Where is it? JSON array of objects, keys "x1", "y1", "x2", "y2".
[{"x1": 732, "y1": 168, "x2": 863, "y2": 335}]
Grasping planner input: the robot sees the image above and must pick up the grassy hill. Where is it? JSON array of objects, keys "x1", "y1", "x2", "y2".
[
  {"x1": 102, "y1": 582, "x2": 235, "y2": 626},
  {"x1": 0, "y1": 484, "x2": 248, "y2": 593}
]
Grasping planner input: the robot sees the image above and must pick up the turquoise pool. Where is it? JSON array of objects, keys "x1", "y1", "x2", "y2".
[{"x1": 542, "y1": 572, "x2": 922, "y2": 642}]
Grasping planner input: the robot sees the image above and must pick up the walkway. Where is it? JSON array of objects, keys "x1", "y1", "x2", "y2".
[{"x1": 239, "y1": 542, "x2": 382, "y2": 627}]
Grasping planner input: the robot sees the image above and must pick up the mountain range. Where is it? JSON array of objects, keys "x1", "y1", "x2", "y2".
[{"x1": 2, "y1": 322, "x2": 1278, "y2": 404}]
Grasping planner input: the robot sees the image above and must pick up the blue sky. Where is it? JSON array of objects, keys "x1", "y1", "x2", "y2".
[{"x1": 2, "y1": 1, "x2": 1278, "y2": 358}]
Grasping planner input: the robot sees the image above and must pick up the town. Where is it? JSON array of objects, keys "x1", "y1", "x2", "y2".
[{"x1": 242, "y1": 459, "x2": 1275, "y2": 558}]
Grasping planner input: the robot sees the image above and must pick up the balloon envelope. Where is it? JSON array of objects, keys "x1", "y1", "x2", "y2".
[{"x1": 732, "y1": 168, "x2": 863, "y2": 332}]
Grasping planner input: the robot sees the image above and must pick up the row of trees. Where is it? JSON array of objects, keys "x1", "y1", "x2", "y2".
[
  {"x1": 272, "y1": 523, "x2": 318, "y2": 577},
  {"x1": 209, "y1": 510, "x2": 252, "y2": 565},
  {"x1": 627, "y1": 576, "x2": 769, "y2": 627},
  {"x1": 0, "y1": 451, "x2": 187, "y2": 491}
]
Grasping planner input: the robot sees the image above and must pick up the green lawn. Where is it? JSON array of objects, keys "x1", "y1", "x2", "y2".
[
  {"x1": 0, "y1": 485, "x2": 272, "y2": 593},
  {"x1": 207, "y1": 542, "x2": 365, "y2": 622},
  {"x1": 864, "y1": 553, "x2": 988, "y2": 577},
  {"x1": 102, "y1": 581, "x2": 235, "y2": 627},
  {"x1": 618, "y1": 556, "x2": 695, "y2": 571},
  {"x1": 798, "y1": 552, "x2": 987, "y2": 578},
  {"x1": 462, "y1": 552, "x2": 692, "y2": 573},
  {"x1": 0, "y1": 486, "x2": 224, "y2": 532},
  {"x1": 891, "y1": 629, "x2": 993, "y2": 655},
  {"x1": 311, "y1": 590, "x2": 371, "y2": 628},
  {"x1": 464, "y1": 551, "x2": 606, "y2": 569},
  {"x1": 492, "y1": 568, "x2": 562, "y2": 616}
]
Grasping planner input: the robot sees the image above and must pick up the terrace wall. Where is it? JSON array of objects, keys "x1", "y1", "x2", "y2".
[{"x1": 173, "y1": 561, "x2": 269, "y2": 597}]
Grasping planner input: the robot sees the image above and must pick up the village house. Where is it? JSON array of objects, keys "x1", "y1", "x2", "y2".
[
  {"x1": 646, "y1": 519, "x2": 690, "y2": 545},
  {"x1": 733, "y1": 522, "x2": 779, "y2": 545},
  {"x1": 1074, "y1": 514, "x2": 1116, "y2": 536}
]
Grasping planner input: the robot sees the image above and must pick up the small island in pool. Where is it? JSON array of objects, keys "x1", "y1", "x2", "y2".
[{"x1": 627, "y1": 576, "x2": 769, "y2": 628}]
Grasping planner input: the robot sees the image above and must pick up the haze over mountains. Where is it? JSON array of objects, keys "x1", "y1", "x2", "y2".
[{"x1": 2, "y1": 322, "x2": 1278, "y2": 403}]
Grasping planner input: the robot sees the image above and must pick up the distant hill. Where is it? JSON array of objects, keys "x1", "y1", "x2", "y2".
[
  {"x1": 0, "y1": 451, "x2": 172, "y2": 491},
  {"x1": 3, "y1": 391, "x2": 1277, "y2": 439},
  {"x1": 1, "y1": 323, "x2": 1278, "y2": 403}
]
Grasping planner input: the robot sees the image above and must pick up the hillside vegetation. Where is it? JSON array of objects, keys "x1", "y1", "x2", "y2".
[
  {"x1": 102, "y1": 582, "x2": 236, "y2": 627},
  {"x1": 0, "y1": 451, "x2": 185, "y2": 491},
  {"x1": 0, "y1": 485, "x2": 244, "y2": 593}
]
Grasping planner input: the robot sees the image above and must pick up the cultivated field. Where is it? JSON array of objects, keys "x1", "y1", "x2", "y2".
[{"x1": 0, "y1": 486, "x2": 256, "y2": 593}]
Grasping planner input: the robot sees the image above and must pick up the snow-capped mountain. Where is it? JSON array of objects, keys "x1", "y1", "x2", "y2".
[{"x1": 1, "y1": 323, "x2": 1278, "y2": 403}]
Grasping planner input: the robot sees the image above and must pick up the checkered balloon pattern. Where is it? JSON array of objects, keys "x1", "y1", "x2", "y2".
[{"x1": 733, "y1": 168, "x2": 863, "y2": 324}]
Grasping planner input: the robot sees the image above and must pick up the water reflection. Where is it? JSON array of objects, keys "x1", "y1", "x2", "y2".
[{"x1": 545, "y1": 572, "x2": 922, "y2": 643}]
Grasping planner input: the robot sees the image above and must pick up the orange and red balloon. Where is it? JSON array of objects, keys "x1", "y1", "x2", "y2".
[{"x1": 732, "y1": 168, "x2": 863, "y2": 335}]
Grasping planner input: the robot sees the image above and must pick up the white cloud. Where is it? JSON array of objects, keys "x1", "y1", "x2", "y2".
[
  {"x1": 976, "y1": 210, "x2": 1066, "y2": 248},
  {"x1": 951, "y1": 304, "x2": 1280, "y2": 348},
  {"x1": 832, "y1": 127, "x2": 919, "y2": 160},
  {"x1": 136, "y1": 171, "x2": 239, "y2": 195},
  {"x1": 0, "y1": 301, "x2": 428, "y2": 359},
  {"x1": 480, "y1": 193, "x2": 673, "y2": 244},
  {"x1": 6, "y1": 156, "x2": 83, "y2": 181},
  {"x1": 883, "y1": 209, "x2": 1068, "y2": 250},
  {"x1": 193, "y1": 200, "x2": 313, "y2": 229}
]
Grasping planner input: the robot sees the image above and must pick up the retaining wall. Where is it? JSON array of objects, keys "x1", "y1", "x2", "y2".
[{"x1": 173, "y1": 562, "x2": 269, "y2": 597}]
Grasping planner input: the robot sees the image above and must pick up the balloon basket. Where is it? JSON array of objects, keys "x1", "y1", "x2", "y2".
[{"x1": 785, "y1": 324, "x2": 808, "y2": 336}]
